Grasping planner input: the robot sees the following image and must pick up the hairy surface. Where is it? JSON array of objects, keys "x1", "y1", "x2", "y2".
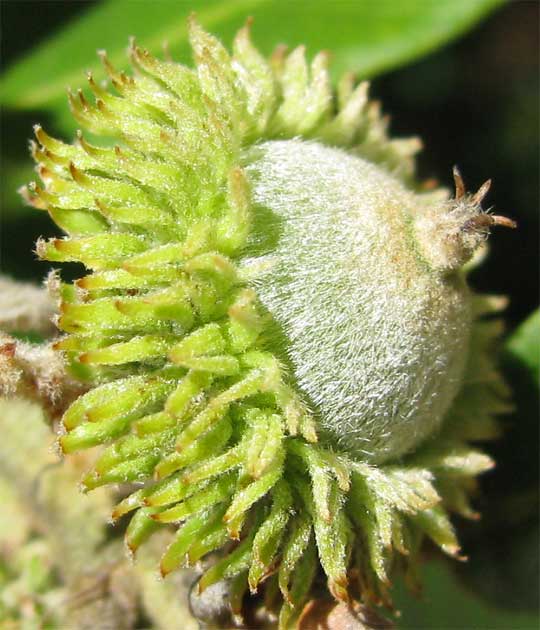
[
  {"x1": 247, "y1": 140, "x2": 471, "y2": 462},
  {"x1": 0, "y1": 275, "x2": 56, "y2": 335},
  {"x1": 16, "y1": 19, "x2": 511, "y2": 628}
]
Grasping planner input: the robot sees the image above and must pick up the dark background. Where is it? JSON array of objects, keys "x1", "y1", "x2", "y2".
[{"x1": 1, "y1": 0, "x2": 539, "y2": 623}]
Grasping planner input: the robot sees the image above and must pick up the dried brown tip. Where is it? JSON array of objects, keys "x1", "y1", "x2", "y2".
[
  {"x1": 453, "y1": 165, "x2": 466, "y2": 200},
  {"x1": 86, "y1": 71, "x2": 104, "y2": 98},
  {"x1": 97, "y1": 49, "x2": 116, "y2": 76},
  {"x1": 453, "y1": 168, "x2": 492, "y2": 206},
  {"x1": 96, "y1": 98, "x2": 109, "y2": 114},
  {"x1": 37, "y1": 164, "x2": 53, "y2": 183},
  {"x1": 33, "y1": 124, "x2": 50, "y2": 147},
  {"x1": 462, "y1": 213, "x2": 517, "y2": 232},
  {"x1": 77, "y1": 88, "x2": 90, "y2": 111},
  {"x1": 452, "y1": 168, "x2": 516, "y2": 232},
  {"x1": 159, "y1": 563, "x2": 170, "y2": 579},
  {"x1": 69, "y1": 161, "x2": 83, "y2": 184},
  {"x1": 490, "y1": 215, "x2": 517, "y2": 229},
  {"x1": 472, "y1": 179, "x2": 492, "y2": 206}
]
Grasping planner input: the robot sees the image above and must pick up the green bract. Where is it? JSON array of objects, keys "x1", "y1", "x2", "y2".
[{"x1": 24, "y1": 18, "x2": 512, "y2": 628}]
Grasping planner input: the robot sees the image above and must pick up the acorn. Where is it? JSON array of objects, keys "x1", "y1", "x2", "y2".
[{"x1": 23, "y1": 17, "x2": 514, "y2": 628}]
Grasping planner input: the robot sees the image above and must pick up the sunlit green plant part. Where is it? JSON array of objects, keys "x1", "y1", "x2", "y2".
[{"x1": 22, "y1": 18, "x2": 513, "y2": 628}]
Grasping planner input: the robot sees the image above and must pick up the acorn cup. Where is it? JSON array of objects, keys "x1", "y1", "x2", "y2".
[{"x1": 22, "y1": 17, "x2": 515, "y2": 629}]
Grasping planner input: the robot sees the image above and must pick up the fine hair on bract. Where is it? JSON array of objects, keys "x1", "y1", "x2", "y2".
[{"x1": 22, "y1": 16, "x2": 514, "y2": 628}]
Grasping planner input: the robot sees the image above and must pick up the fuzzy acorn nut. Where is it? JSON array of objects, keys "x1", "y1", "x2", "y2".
[{"x1": 22, "y1": 18, "x2": 515, "y2": 628}]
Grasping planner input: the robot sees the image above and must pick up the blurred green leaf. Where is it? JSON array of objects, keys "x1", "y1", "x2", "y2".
[
  {"x1": 1, "y1": 0, "x2": 504, "y2": 123},
  {"x1": 394, "y1": 560, "x2": 539, "y2": 629},
  {"x1": 506, "y1": 309, "x2": 540, "y2": 384}
]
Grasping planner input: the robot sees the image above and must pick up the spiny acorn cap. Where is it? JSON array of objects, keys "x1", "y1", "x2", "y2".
[{"x1": 23, "y1": 17, "x2": 514, "y2": 628}]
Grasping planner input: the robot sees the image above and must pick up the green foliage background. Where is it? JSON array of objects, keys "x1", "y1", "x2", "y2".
[{"x1": 1, "y1": 1, "x2": 538, "y2": 627}]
